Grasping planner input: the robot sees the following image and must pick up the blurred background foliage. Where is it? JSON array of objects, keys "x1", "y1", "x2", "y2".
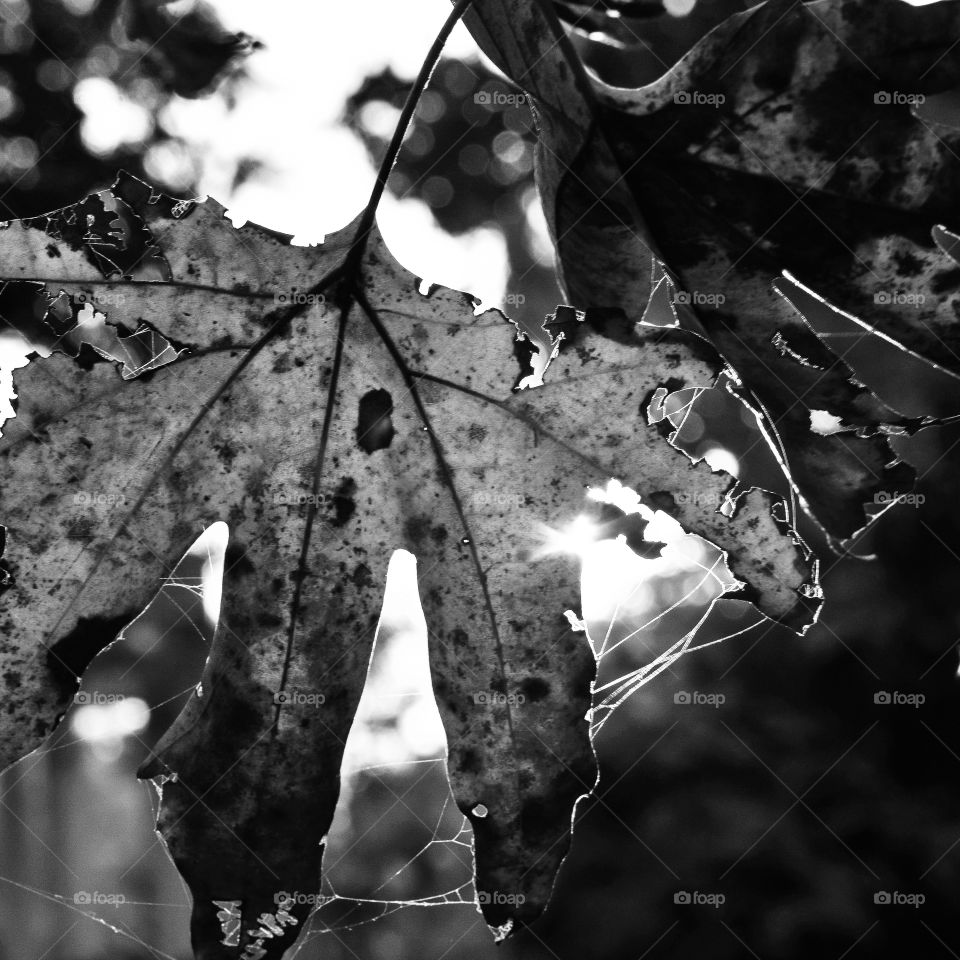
[
  {"x1": 0, "y1": 0, "x2": 257, "y2": 218},
  {"x1": 3, "y1": 0, "x2": 960, "y2": 958}
]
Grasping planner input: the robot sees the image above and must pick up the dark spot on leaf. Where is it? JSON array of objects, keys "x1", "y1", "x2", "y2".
[
  {"x1": 575, "y1": 345, "x2": 596, "y2": 365},
  {"x1": 213, "y1": 440, "x2": 238, "y2": 468},
  {"x1": 460, "y1": 747, "x2": 482, "y2": 774},
  {"x1": 520, "y1": 677, "x2": 550, "y2": 703},
  {"x1": 405, "y1": 515, "x2": 431, "y2": 544},
  {"x1": 351, "y1": 563, "x2": 373, "y2": 589},
  {"x1": 331, "y1": 477, "x2": 357, "y2": 527},
  {"x1": 893, "y1": 250, "x2": 924, "y2": 278},
  {"x1": 357, "y1": 389, "x2": 395, "y2": 453},
  {"x1": 225, "y1": 543, "x2": 255, "y2": 576}
]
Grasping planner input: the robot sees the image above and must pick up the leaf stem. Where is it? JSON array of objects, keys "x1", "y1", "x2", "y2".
[{"x1": 341, "y1": 0, "x2": 474, "y2": 283}]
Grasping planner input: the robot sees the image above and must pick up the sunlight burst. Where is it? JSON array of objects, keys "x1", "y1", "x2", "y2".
[{"x1": 533, "y1": 514, "x2": 604, "y2": 561}]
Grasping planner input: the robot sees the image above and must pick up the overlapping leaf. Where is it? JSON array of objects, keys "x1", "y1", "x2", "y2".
[
  {"x1": 466, "y1": 0, "x2": 960, "y2": 544},
  {"x1": 0, "y1": 172, "x2": 815, "y2": 956},
  {"x1": 460, "y1": 0, "x2": 659, "y2": 319}
]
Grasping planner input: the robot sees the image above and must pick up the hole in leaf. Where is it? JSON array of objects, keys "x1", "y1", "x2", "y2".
[{"x1": 357, "y1": 388, "x2": 396, "y2": 453}]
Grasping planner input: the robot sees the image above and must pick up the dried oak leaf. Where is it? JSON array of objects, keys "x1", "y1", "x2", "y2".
[
  {"x1": 466, "y1": 0, "x2": 960, "y2": 543},
  {"x1": 0, "y1": 174, "x2": 814, "y2": 956}
]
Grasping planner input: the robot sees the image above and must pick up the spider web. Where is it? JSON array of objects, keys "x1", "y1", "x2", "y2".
[
  {"x1": 1, "y1": 300, "x2": 784, "y2": 959},
  {"x1": 0, "y1": 313, "x2": 793, "y2": 959},
  {"x1": 0, "y1": 473, "x2": 779, "y2": 960}
]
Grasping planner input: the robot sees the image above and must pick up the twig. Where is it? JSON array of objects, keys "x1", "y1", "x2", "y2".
[{"x1": 341, "y1": 0, "x2": 475, "y2": 286}]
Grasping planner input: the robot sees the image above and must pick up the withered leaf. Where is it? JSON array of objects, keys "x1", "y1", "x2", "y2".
[
  {"x1": 467, "y1": 0, "x2": 960, "y2": 544},
  {"x1": 0, "y1": 174, "x2": 814, "y2": 956}
]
